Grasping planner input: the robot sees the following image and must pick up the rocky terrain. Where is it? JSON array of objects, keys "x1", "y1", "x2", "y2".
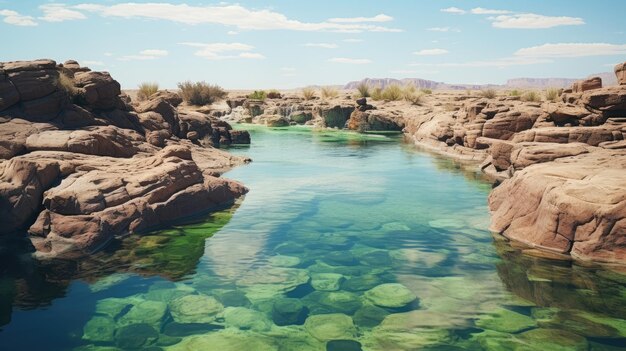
[
  {"x1": 0, "y1": 59, "x2": 250, "y2": 259},
  {"x1": 225, "y1": 61, "x2": 626, "y2": 265}
]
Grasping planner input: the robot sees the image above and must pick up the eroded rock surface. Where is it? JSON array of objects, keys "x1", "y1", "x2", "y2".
[{"x1": 0, "y1": 59, "x2": 250, "y2": 259}]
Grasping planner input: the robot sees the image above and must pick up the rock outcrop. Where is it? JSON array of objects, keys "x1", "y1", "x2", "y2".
[{"x1": 0, "y1": 59, "x2": 250, "y2": 259}]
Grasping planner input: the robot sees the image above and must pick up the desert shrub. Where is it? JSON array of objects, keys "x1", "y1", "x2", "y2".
[
  {"x1": 137, "y1": 82, "x2": 159, "y2": 101},
  {"x1": 321, "y1": 86, "x2": 339, "y2": 99},
  {"x1": 302, "y1": 87, "x2": 316, "y2": 100},
  {"x1": 356, "y1": 82, "x2": 370, "y2": 98},
  {"x1": 267, "y1": 89, "x2": 282, "y2": 99},
  {"x1": 56, "y1": 72, "x2": 76, "y2": 97},
  {"x1": 404, "y1": 92, "x2": 424, "y2": 105},
  {"x1": 480, "y1": 89, "x2": 497, "y2": 99},
  {"x1": 522, "y1": 90, "x2": 541, "y2": 102},
  {"x1": 382, "y1": 84, "x2": 403, "y2": 101},
  {"x1": 545, "y1": 88, "x2": 559, "y2": 102},
  {"x1": 177, "y1": 81, "x2": 227, "y2": 106},
  {"x1": 420, "y1": 88, "x2": 433, "y2": 94},
  {"x1": 248, "y1": 90, "x2": 267, "y2": 100},
  {"x1": 509, "y1": 89, "x2": 521, "y2": 97},
  {"x1": 370, "y1": 87, "x2": 383, "y2": 101},
  {"x1": 444, "y1": 103, "x2": 459, "y2": 112}
]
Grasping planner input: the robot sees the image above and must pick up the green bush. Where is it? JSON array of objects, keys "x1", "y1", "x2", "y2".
[
  {"x1": 405, "y1": 92, "x2": 423, "y2": 105},
  {"x1": 302, "y1": 87, "x2": 316, "y2": 100},
  {"x1": 356, "y1": 82, "x2": 370, "y2": 98},
  {"x1": 545, "y1": 88, "x2": 559, "y2": 102},
  {"x1": 509, "y1": 89, "x2": 521, "y2": 97},
  {"x1": 370, "y1": 87, "x2": 383, "y2": 101},
  {"x1": 382, "y1": 84, "x2": 403, "y2": 101},
  {"x1": 137, "y1": 82, "x2": 159, "y2": 101},
  {"x1": 248, "y1": 90, "x2": 267, "y2": 100},
  {"x1": 522, "y1": 90, "x2": 541, "y2": 102},
  {"x1": 178, "y1": 81, "x2": 227, "y2": 106},
  {"x1": 420, "y1": 88, "x2": 433, "y2": 95},
  {"x1": 321, "y1": 86, "x2": 339, "y2": 99},
  {"x1": 480, "y1": 89, "x2": 497, "y2": 99}
]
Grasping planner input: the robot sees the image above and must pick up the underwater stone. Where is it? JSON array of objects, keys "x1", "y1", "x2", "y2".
[
  {"x1": 305, "y1": 291, "x2": 362, "y2": 315},
  {"x1": 342, "y1": 274, "x2": 383, "y2": 292},
  {"x1": 323, "y1": 251, "x2": 357, "y2": 266},
  {"x1": 162, "y1": 322, "x2": 223, "y2": 337},
  {"x1": 272, "y1": 298, "x2": 308, "y2": 326},
  {"x1": 117, "y1": 300, "x2": 167, "y2": 329},
  {"x1": 223, "y1": 307, "x2": 272, "y2": 331},
  {"x1": 353, "y1": 304, "x2": 390, "y2": 328},
  {"x1": 364, "y1": 283, "x2": 417, "y2": 308},
  {"x1": 95, "y1": 297, "x2": 136, "y2": 320},
  {"x1": 362, "y1": 327, "x2": 453, "y2": 350},
  {"x1": 311, "y1": 273, "x2": 344, "y2": 291},
  {"x1": 169, "y1": 294, "x2": 224, "y2": 324},
  {"x1": 326, "y1": 339, "x2": 363, "y2": 351},
  {"x1": 517, "y1": 328, "x2": 589, "y2": 351},
  {"x1": 475, "y1": 308, "x2": 537, "y2": 333},
  {"x1": 304, "y1": 313, "x2": 357, "y2": 342},
  {"x1": 215, "y1": 290, "x2": 251, "y2": 307},
  {"x1": 268, "y1": 255, "x2": 301, "y2": 267},
  {"x1": 166, "y1": 330, "x2": 278, "y2": 351},
  {"x1": 114, "y1": 323, "x2": 158, "y2": 349},
  {"x1": 83, "y1": 316, "x2": 116, "y2": 342}
]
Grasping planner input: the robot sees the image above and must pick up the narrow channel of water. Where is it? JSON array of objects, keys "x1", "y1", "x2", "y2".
[{"x1": 0, "y1": 126, "x2": 625, "y2": 350}]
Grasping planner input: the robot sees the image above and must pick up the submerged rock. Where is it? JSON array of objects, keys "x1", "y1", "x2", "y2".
[
  {"x1": 114, "y1": 323, "x2": 159, "y2": 349},
  {"x1": 169, "y1": 294, "x2": 224, "y2": 324},
  {"x1": 223, "y1": 307, "x2": 272, "y2": 331},
  {"x1": 326, "y1": 339, "x2": 363, "y2": 351},
  {"x1": 475, "y1": 308, "x2": 537, "y2": 333},
  {"x1": 304, "y1": 313, "x2": 357, "y2": 341},
  {"x1": 311, "y1": 273, "x2": 344, "y2": 291},
  {"x1": 166, "y1": 330, "x2": 277, "y2": 351},
  {"x1": 272, "y1": 298, "x2": 308, "y2": 326},
  {"x1": 353, "y1": 304, "x2": 390, "y2": 328},
  {"x1": 83, "y1": 316, "x2": 116, "y2": 342},
  {"x1": 364, "y1": 283, "x2": 417, "y2": 308}
]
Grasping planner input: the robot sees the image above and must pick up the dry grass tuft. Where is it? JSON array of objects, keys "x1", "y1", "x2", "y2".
[
  {"x1": 178, "y1": 81, "x2": 227, "y2": 106},
  {"x1": 137, "y1": 82, "x2": 159, "y2": 101}
]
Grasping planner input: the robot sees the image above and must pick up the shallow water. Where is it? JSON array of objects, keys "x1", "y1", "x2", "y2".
[{"x1": 1, "y1": 126, "x2": 626, "y2": 350}]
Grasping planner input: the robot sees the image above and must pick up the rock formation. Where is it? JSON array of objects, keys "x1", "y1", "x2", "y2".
[{"x1": 0, "y1": 59, "x2": 250, "y2": 259}]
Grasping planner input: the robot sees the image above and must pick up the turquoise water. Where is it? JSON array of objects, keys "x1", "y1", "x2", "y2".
[{"x1": 1, "y1": 126, "x2": 626, "y2": 350}]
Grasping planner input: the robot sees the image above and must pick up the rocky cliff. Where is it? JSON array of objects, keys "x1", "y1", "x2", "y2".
[{"x1": 0, "y1": 59, "x2": 250, "y2": 259}]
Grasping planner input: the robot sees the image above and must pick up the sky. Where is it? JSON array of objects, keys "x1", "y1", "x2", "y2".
[{"x1": 0, "y1": 0, "x2": 625, "y2": 89}]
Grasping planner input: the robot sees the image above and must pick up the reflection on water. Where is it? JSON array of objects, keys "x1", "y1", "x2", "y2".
[{"x1": 0, "y1": 125, "x2": 625, "y2": 350}]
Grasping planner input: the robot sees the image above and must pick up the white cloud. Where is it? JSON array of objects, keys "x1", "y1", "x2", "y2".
[
  {"x1": 343, "y1": 38, "x2": 364, "y2": 43},
  {"x1": 414, "y1": 48, "x2": 449, "y2": 56},
  {"x1": 179, "y1": 42, "x2": 262, "y2": 60},
  {"x1": 239, "y1": 52, "x2": 265, "y2": 59},
  {"x1": 426, "y1": 27, "x2": 460, "y2": 32},
  {"x1": 441, "y1": 7, "x2": 465, "y2": 14},
  {"x1": 63, "y1": 3, "x2": 401, "y2": 33},
  {"x1": 104, "y1": 52, "x2": 113, "y2": 57},
  {"x1": 118, "y1": 49, "x2": 169, "y2": 61},
  {"x1": 39, "y1": 4, "x2": 86, "y2": 22},
  {"x1": 514, "y1": 43, "x2": 626, "y2": 57},
  {"x1": 328, "y1": 14, "x2": 392, "y2": 23},
  {"x1": 410, "y1": 57, "x2": 552, "y2": 68},
  {"x1": 139, "y1": 49, "x2": 168, "y2": 57},
  {"x1": 0, "y1": 9, "x2": 37, "y2": 26},
  {"x1": 304, "y1": 43, "x2": 338, "y2": 49},
  {"x1": 490, "y1": 13, "x2": 584, "y2": 29},
  {"x1": 470, "y1": 7, "x2": 512, "y2": 15},
  {"x1": 227, "y1": 30, "x2": 238, "y2": 35},
  {"x1": 328, "y1": 57, "x2": 372, "y2": 64}
]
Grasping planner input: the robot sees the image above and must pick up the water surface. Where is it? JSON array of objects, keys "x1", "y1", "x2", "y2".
[{"x1": 1, "y1": 126, "x2": 625, "y2": 350}]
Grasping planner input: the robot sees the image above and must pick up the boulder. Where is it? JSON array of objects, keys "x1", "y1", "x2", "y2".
[
  {"x1": 581, "y1": 86, "x2": 626, "y2": 117},
  {"x1": 151, "y1": 90, "x2": 183, "y2": 107},
  {"x1": 25, "y1": 126, "x2": 140, "y2": 158},
  {"x1": 229, "y1": 130, "x2": 251, "y2": 144},
  {"x1": 27, "y1": 145, "x2": 248, "y2": 258},
  {"x1": 0, "y1": 119, "x2": 57, "y2": 159},
  {"x1": 304, "y1": 313, "x2": 356, "y2": 341},
  {"x1": 615, "y1": 61, "x2": 626, "y2": 85},
  {"x1": 317, "y1": 105, "x2": 355, "y2": 128},
  {"x1": 489, "y1": 149, "x2": 626, "y2": 263},
  {"x1": 73, "y1": 71, "x2": 122, "y2": 110},
  {"x1": 169, "y1": 294, "x2": 224, "y2": 324},
  {"x1": 347, "y1": 110, "x2": 404, "y2": 132},
  {"x1": 572, "y1": 77, "x2": 602, "y2": 93},
  {"x1": 512, "y1": 126, "x2": 620, "y2": 146},
  {"x1": 0, "y1": 71, "x2": 20, "y2": 111},
  {"x1": 482, "y1": 110, "x2": 540, "y2": 140},
  {"x1": 136, "y1": 97, "x2": 179, "y2": 134},
  {"x1": 363, "y1": 283, "x2": 417, "y2": 308}
]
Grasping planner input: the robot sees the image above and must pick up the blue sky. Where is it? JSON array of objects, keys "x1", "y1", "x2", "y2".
[{"x1": 1, "y1": 0, "x2": 624, "y2": 89}]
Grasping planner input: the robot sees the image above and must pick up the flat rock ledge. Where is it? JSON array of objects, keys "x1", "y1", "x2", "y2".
[{"x1": 0, "y1": 59, "x2": 250, "y2": 259}]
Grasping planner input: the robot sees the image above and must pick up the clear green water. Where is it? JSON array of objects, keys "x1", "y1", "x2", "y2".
[{"x1": 1, "y1": 126, "x2": 626, "y2": 350}]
